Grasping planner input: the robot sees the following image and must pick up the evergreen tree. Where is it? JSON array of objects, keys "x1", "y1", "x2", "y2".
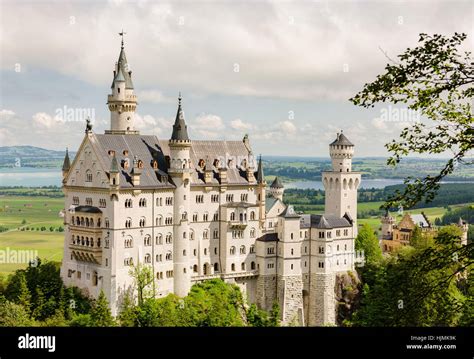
[
  {"x1": 90, "y1": 291, "x2": 115, "y2": 327},
  {"x1": 16, "y1": 272, "x2": 31, "y2": 313},
  {"x1": 118, "y1": 291, "x2": 137, "y2": 327}
]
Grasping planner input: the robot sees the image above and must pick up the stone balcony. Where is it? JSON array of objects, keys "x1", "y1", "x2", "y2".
[
  {"x1": 228, "y1": 219, "x2": 248, "y2": 229},
  {"x1": 70, "y1": 244, "x2": 102, "y2": 264}
]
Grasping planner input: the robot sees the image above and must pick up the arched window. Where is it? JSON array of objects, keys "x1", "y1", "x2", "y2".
[
  {"x1": 144, "y1": 236, "x2": 151, "y2": 246},
  {"x1": 144, "y1": 253, "x2": 151, "y2": 263},
  {"x1": 124, "y1": 237, "x2": 133, "y2": 248},
  {"x1": 156, "y1": 234, "x2": 163, "y2": 245},
  {"x1": 156, "y1": 215, "x2": 163, "y2": 226},
  {"x1": 230, "y1": 246, "x2": 236, "y2": 255}
]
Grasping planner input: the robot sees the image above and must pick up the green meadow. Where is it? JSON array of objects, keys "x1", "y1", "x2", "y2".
[{"x1": 0, "y1": 196, "x2": 64, "y2": 275}]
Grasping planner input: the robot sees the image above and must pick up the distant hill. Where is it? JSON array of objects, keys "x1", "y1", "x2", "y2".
[{"x1": 0, "y1": 146, "x2": 76, "y2": 168}]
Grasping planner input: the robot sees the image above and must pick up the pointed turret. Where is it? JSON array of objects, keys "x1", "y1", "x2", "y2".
[
  {"x1": 170, "y1": 94, "x2": 190, "y2": 142},
  {"x1": 256, "y1": 155, "x2": 265, "y2": 184},
  {"x1": 270, "y1": 176, "x2": 283, "y2": 189},
  {"x1": 269, "y1": 176, "x2": 284, "y2": 201},
  {"x1": 62, "y1": 148, "x2": 71, "y2": 181},
  {"x1": 109, "y1": 153, "x2": 120, "y2": 187},
  {"x1": 106, "y1": 32, "x2": 138, "y2": 134}
]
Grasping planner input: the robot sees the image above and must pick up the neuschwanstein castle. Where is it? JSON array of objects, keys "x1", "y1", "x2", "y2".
[{"x1": 60, "y1": 37, "x2": 361, "y2": 326}]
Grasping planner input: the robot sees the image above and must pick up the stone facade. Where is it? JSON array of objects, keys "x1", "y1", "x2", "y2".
[{"x1": 60, "y1": 38, "x2": 361, "y2": 326}]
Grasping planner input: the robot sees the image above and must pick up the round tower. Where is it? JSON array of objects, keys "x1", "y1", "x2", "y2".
[
  {"x1": 269, "y1": 176, "x2": 284, "y2": 201},
  {"x1": 329, "y1": 131, "x2": 354, "y2": 172},
  {"x1": 322, "y1": 131, "x2": 361, "y2": 223},
  {"x1": 381, "y1": 211, "x2": 395, "y2": 240},
  {"x1": 106, "y1": 33, "x2": 138, "y2": 134},
  {"x1": 169, "y1": 94, "x2": 192, "y2": 297}
]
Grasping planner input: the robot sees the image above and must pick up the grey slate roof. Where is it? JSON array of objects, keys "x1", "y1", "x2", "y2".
[
  {"x1": 265, "y1": 196, "x2": 279, "y2": 212},
  {"x1": 410, "y1": 213, "x2": 430, "y2": 228},
  {"x1": 111, "y1": 46, "x2": 134, "y2": 90},
  {"x1": 279, "y1": 205, "x2": 300, "y2": 218},
  {"x1": 300, "y1": 213, "x2": 352, "y2": 229},
  {"x1": 257, "y1": 232, "x2": 279, "y2": 242},
  {"x1": 159, "y1": 139, "x2": 252, "y2": 186},
  {"x1": 170, "y1": 97, "x2": 190, "y2": 141},
  {"x1": 270, "y1": 176, "x2": 284, "y2": 189},
  {"x1": 89, "y1": 128, "x2": 254, "y2": 188},
  {"x1": 91, "y1": 134, "x2": 173, "y2": 189},
  {"x1": 330, "y1": 132, "x2": 354, "y2": 146}
]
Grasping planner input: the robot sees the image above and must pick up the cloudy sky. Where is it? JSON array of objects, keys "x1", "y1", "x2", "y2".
[{"x1": 0, "y1": 0, "x2": 472, "y2": 157}]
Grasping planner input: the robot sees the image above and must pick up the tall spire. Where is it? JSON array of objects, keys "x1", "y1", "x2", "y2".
[
  {"x1": 170, "y1": 93, "x2": 190, "y2": 141},
  {"x1": 62, "y1": 148, "x2": 71, "y2": 172},
  {"x1": 106, "y1": 32, "x2": 138, "y2": 134},
  {"x1": 119, "y1": 29, "x2": 126, "y2": 49},
  {"x1": 111, "y1": 31, "x2": 133, "y2": 90},
  {"x1": 256, "y1": 155, "x2": 265, "y2": 184}
]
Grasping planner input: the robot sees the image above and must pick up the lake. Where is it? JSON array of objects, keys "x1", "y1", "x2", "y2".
[
  {"x1": 0, "y1": 168, "x2": 471, "y2": 189},
  {"x1": 286, "y1": 179, "x2": 404, "y2": 190},
  {"x1": 0, "y1": 168, "x2": 62, "y2": 187}
]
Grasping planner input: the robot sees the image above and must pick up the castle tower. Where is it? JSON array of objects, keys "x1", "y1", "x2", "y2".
[
  {"x1": 256, "y1": 156, "x2": 266, "y2": 229},
  {"x1": 169, "y1": 94, "x2": 192, "y2": 297},
  {"x1": 276, "y1": 205, "x2": 304, "y2": 325},
  {"x1": 381, "y1": 210, "x2": 395, "y2": 240},
  {"x1": 322, "y1": 131, "x2": 361, "y2": 233},
  {"x1": 458, "y1": 217, "x2": 469, "y2": 246},
  {"x1": 269, "y1": 177, "x2": 284, "y2": 201},
  {"x1": 106, "y1": 33, "x2": 138, "y2": 135}
]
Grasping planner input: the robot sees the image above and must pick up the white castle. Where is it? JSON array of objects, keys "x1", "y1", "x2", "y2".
[{"x1": 60, "y1": 38, "x2": 361, "y2": 326}]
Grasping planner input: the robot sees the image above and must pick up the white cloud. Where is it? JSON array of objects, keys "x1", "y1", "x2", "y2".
[
  {"x1": 277, "y1": 120, "x2": 297, "y2": 135},
  {"x1": 134, "y1": 113, "x2": 172, "y2": 135},
  {"x1": 0, "y1": 109, "x2": 15, "y2": 118},
  {"x1": 1, "y1": 1, "x2": 470, "y2": 101},
  {"x1": 230, "y1": 118, "x2": 253, "y2": 131},
  {"x1": 32, "y1": 112, "x2": 65, "y2": 129}
]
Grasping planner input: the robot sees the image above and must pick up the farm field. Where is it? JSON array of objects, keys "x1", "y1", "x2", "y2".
[
  {"x1": 0, "y1": 196, "x2": 64, "y2": 275},
  {"x1": 0, "y1": 194, "x2": 468, "y2": 275}
]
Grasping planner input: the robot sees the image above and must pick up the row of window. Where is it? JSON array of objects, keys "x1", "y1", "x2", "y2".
[
  {"x1": 318, "y1": 229, "x2": 349, "y2": 239},
  {"x1": 71, "y1": 235, "x2": 105, "y2": 248},
  {"x1": 71, "y1": 216, "x2": 104, "y2": 228}
]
